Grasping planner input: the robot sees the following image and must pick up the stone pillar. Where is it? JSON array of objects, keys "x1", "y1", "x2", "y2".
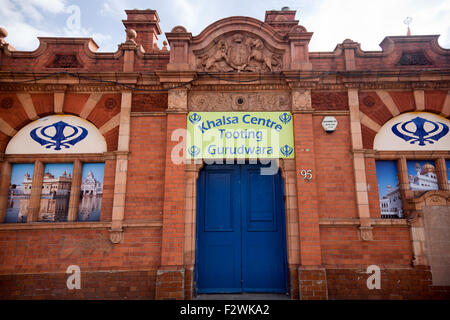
[
  {"x1": 122, "y1": 10, "x2": 162, "y2": 52},
  {"x1": 280, "y1": 159, "x2": 301, "y2": 299},
  {"x1": 54, "y1": 92, "x2": 65, "y2": 114},
  {"x1": 288, "y1": 27, "x2": 313, "y2": 71},
  {"x1": 341, "y1": 39, "x2": 359, "y2": 71},
  {"x1": 27, "y1": 160, "x2": 44, "y2": 222},
  {"x1": 109, "y1": 91, "x2": 132, "y2": 244},
  {"x1": 348, "y1": 89, "x2": 373, "y2": 241},
  {"x1": 165, "y1": 27, "x2": 192, "y2": 71},
  {"x1": 291, "y1": 88, "x2": 328, "y2": 299},
  {"x1": 397, "y1": 157, "x2": 413, "y2": 211},
  {"x1": 120, "y1": 28, "x2": 140, "y2": 73},
  {"x1": 436, "y1": 158, "x2": 449, "y2": 191},
  {"x1": 156, "y1": 87, "x2": 188, "y2": 300},
  {"x1": 0, "y1": 161, "x2": 11, "y2": 222},
  {"x1": 67, "y1": 159, "x2": 82, "y2": 222},
  {"x1": 183, "y1": 163, "x2": 202, "y2": 300}
]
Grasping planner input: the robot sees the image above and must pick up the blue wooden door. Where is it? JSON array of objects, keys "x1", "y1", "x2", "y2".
[{"x1": 196, "y1": 164, "x2": 288, "y2": 293}]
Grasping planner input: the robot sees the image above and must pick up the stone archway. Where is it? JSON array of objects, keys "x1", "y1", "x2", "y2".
[{"x1": 182, "y1": 159, "x2": 300, "y2": 299}]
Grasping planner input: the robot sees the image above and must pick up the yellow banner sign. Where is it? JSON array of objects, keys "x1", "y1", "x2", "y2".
[{"x1": 186, "y1": 112, "x2": 295, "y2": 159}]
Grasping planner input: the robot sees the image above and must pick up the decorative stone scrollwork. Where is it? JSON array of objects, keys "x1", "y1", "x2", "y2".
[
  {"x1": 172, "y1": 26, "x2": 187, "y2": 33},
  {"x1": 188, "y1": 91, "x2": 290, "y2": 111},
  {"x1": 197, "y1": 33, "x2": 283, "y2": 73},
  {"x1": 47, "y1": 54, "x2": 83, "y2": 68},
  {"x1": 396, "y1": 52, "x2": 432, "y2": 66}
]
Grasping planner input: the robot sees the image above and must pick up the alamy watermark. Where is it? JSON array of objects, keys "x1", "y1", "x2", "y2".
[
  {"x1": 366, "y1": 265, "x2": 381, "y2": 290},
  {"x1": 66, "y1": 265, "x2": 81, "y2": 290}
]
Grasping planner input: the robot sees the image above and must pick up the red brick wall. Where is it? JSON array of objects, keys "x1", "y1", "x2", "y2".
[
  {"x1": 100, "y1": 159, "x2": 116, "y2": 221},
  {"x1": 0, "y1": 228, "x2": 161, "y2": 273},
  {"x1": 313, "y1": 115, "x2": 358, "y2": 219},
  {"x1": 326, "y1": 267, "x2": 450, "y2": 300},
  {"x1": 30, "y1": 93, "x2": 54, "y2": 117},
  {"x1": 63, "y1": 93, "x2": 90, "y2": 115},
  {"x1": 87, "y1": 94, "x2": 121, "y2": 128},
  {"x1": 0, "y1": 93, "x2": 30, "y2": 130},
  {"x1": 320, "y1": 226, "x2": 412, "y2": 266},
  {"x1": 359, "y1": 91, "x2": 393, "y2": 126},
  {"x1": 0, "y1": 228, "x2": 162, "y2": 299},
  {"x1": 0, "y1": 270, "x2": 156, "y2": 299},
  {"x1": 125, "y1": 116, "x2": 167, "y2": 220},
  {"x1": 312, "y1": 91, "x2": 349, "y2": 110}
]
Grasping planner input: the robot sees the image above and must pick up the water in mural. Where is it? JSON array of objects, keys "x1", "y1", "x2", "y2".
[
  {"x1": 447, "y1": 160, "x2": 450, "y2": 187},
  {"x1": 406, "y1": 160, "x2": 438, "y2": 191},
  {"x1": 39, "y1": 163, "x2": 74, "y2": 222},
  {"x1": 77, "y1": 163, "x2": 104, "y2": 222},
  {"x1": 5, "y1": 164, "x2": 35, "y2": 223},
  {"x1": 376, "y1": 161, "x2": 403, "y2": 218}
]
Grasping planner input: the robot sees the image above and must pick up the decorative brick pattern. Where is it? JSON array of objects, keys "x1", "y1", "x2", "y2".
[{"x1": 311, "y1": 91, "x2": 349, "y2": 110}]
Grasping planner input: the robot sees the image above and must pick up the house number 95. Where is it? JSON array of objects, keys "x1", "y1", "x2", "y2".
[{"x1": 300, "y1": 169, "x2": 312, "y2": 181}]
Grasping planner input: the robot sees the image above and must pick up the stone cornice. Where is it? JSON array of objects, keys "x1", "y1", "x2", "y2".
[
  {"x1": 0, "y1": 70, "x2": 448, "y2": 92},
  {"x1": 0, "y1": 219, "x2": 163, "y2": 232}
]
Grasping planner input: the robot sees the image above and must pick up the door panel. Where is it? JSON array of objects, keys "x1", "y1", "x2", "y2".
[
  {"x1": 241, "y1": 165, "x2": 287, "y2": 292},
  {"x1": 197, "y1": 166, "x2": 241, "y2": 293},
  {"x1": 196, "y1": 164, "x2": 287, "y2": 293}
]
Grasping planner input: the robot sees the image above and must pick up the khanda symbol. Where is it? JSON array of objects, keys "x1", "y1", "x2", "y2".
[
  {"x1": 30, "y1": 121, "x2": 88, "y2": 151},
  {"x1": 189, "y1": 113, "x2": 201, "y2": 124},
  {"x1": 188, "y1": 145, "x2": 201, "y2": 157},
  {"x1": 392, "y1": 116, "x2": 449, "y2": 146},
  {"x1": 280, "y1": 144, "x2": 293, "y2": 157},
  {"x1": 279, "y1": 113, "x2": 292, "y2": 125}
]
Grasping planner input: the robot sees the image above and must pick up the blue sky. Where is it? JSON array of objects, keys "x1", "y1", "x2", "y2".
[
  {"x1": 1, "y1": 0, "x2": 449, "y2": 52},
  {"x1": 447, "y1": 160, "x2": 450, "y2": 178},
  {"x1": 81, "y1": 163, "x2": 104, "y2": 183},
  {"x1": 376, "y1": 160, "x2": 399, "y2": 198},
  {"x1": 10, "y1": 163, "x2": 34, "y2": 185},
  {"x1": 406, "y1": 160, "x2": 435, "y2": 176},
  {"x1": 44, "y1": 163, "x2": 74, "y2": 178}
]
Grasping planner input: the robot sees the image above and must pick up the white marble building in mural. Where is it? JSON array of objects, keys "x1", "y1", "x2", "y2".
[
  {"x1": 80, "y1": 170, "x2": 103, "y2": 196},
  {"x1": 408, "y1": 162, "x2": 438, "y2": 191},
  {"x1": 380, "y1": 185, "x2": 403, "y2": 218}
]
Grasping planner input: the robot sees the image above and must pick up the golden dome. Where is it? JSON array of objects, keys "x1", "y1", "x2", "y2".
[{"x1": 421, "y1": 162, "x2": 435, "y2": 174}]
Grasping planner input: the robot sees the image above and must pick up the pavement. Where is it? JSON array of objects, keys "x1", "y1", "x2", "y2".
[{"x1": 194, "y1": 293, "x2": 291, "y2": 300}]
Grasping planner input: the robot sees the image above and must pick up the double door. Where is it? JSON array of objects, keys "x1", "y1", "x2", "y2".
[{"x1": 196, "y1": 163, "x2": 288, "y2": 293}]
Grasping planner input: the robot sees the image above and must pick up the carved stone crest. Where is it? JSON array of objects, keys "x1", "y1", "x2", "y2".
[
  {"x1": 47, "y1": 54, "x2": 83, "y2": 68},
  {"x1": 197, "y1": 33, "x2": 283, "y2": 73},
  {"x1": 396, "y1": 52, "x2": 432, "y2": 66}
]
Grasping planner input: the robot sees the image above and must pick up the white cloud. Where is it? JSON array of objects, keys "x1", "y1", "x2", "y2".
[
  {"x1": 28, "y1": 0, "x2": 67, "y2": 13},
  {"x1": 0, "y1": 0, "x2": 448, "y2": 53},
  {"x1": 1, "y1": 0, "x2": 112, "y2": 51},
  {"x1": 304, "y1": 0, "x2": 450, "y2": 51}
]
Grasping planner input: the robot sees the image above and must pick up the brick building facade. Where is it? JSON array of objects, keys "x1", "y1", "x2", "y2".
[{"x1": 0, "y1": 8, "x2": 449, "y2": 300}]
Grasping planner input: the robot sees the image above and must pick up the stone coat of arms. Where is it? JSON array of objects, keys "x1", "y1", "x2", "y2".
[{"x1": 197, "y1": 33, "x2": 283, "y2": 73}]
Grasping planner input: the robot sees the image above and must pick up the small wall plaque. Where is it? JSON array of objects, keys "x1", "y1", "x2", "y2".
[{"x1": 322, "y1": 116, "x2": 338, "y2": 133}]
